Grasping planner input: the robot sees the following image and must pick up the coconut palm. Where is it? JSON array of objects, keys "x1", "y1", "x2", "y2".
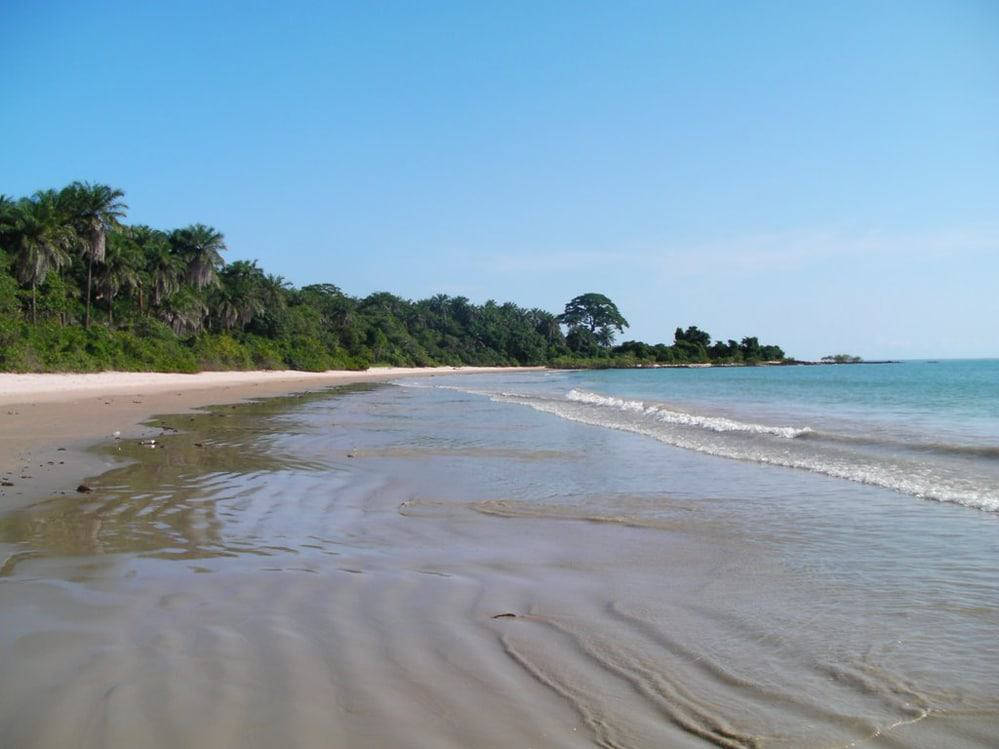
[
  {"x1": 59, "y1": 182, "x2": 128, "y2": 328},
  {"x1": 170, "y1": 224, "x2": 226, "y2": 289},
  {"x1": 12, "y1": 192, "x2": 75, "y2": 324}
]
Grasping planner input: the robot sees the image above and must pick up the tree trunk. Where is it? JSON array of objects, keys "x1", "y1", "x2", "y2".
[
  {"x1": 85, "y1": 254, "x2": 93, "y2": 329},
  {"x1": 31, "y1": 282, "x2": 36, "y2": 325},
  {"x1": 108, "y1": 294, "x2": 113, "y2": 326}
]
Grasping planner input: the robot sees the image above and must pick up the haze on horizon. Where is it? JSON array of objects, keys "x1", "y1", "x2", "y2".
[{"x1": 3, "y1": 1, "x2": 997, "y2": 360}]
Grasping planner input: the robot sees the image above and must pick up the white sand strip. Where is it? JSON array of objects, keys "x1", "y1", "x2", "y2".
[{"x1": 0, "y1": 366, "x2": 540, "y2": 405}]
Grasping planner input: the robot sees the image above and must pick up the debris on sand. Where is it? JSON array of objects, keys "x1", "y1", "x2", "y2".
[{"x1": 76, "y1": 484, "x2": 93, "y2": 493}]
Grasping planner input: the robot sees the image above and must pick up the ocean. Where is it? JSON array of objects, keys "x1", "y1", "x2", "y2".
[
  {"x1": 1, "y1": 362, "x2": 997, "y2": 747},
  {"x1": 423, "y1": 359, "x2": 999, "y2": 512}
]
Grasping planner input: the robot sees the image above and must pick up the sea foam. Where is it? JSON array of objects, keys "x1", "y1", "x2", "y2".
[
  {"x1": 566, "y1": 389, "x2": 811, "y2": 438},
  {"x1": 395, "y1": 379, "x2": 999, "y2": 513}
]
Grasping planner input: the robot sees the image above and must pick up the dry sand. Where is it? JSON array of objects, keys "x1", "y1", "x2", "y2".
[{"x1": 0, "y1": 367, "x2": 540, "y2": 507}]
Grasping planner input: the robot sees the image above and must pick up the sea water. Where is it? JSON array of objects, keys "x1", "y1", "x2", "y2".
[
  {"x1": 412, "y1": 360, "x2": 999, "y2": 512},
  {"x1": 389, "y1": 361, "x2": 999, "y2": 744}
]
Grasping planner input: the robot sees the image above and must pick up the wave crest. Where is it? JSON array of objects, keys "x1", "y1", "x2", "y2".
[{"x1": 566, "y1": 389, "x2": 811, "y2": 439}]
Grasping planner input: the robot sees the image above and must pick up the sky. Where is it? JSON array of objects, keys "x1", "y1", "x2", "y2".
[{"x1": 3, "y1": 0, "x2": 998, "y2": 359}]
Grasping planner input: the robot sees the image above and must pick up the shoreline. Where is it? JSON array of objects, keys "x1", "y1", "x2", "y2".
[{"x1": 0, "y1": 367, "x2": 541, "y2": 509}]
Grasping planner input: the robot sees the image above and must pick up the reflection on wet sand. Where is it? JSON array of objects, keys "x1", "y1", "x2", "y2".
[{"x1": 0, "y1": 392, "x2": 339, "y2": 564}]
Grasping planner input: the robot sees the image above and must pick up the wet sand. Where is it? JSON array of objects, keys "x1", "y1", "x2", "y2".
[
  {"x1": 0, "y1": 367, "x2": 540, "y2": 508},
  {"x1": 0, "y1": 386, "x2": 705, "y2": 748}
]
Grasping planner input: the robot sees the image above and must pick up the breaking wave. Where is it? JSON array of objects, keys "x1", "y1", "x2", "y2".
[
  {"x1": 407, "y1": 381, "x2": 999, "y2": 514},
  {"x1": 566, "y1": 389, "x2": 812, "y2": 438}
]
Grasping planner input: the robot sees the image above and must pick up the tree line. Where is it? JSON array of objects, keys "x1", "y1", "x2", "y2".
[{"x1": 0, "y1": 182, "x2": 786, "y2": 372}]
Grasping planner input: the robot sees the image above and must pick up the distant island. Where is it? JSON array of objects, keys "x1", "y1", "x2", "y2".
[{"x1": 0, "y1": 181, "x2": 791, "y2": 373}]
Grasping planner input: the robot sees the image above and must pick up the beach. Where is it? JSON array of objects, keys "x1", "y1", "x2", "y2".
[
  {"x1": 0, "y1": 367, "x2": 541, "y2": 508},
  {"x1": 1, "y1": 365, "x2": 997, "y2": 748}
]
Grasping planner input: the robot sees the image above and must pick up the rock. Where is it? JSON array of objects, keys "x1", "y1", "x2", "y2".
[
  {"x1": 1, "y1": 481, "x2": 14, "y2": 487},
  {"x1": 76, "y1": 484, "x2": 93, "y2": 493},
  {"x1": 491, "y1": 613, "x2": 519, "y2": 619}
]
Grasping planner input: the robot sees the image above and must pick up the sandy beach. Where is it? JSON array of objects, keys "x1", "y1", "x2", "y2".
[{"x1": 0, "y1": 367, "x2": 541, "y2": 508}]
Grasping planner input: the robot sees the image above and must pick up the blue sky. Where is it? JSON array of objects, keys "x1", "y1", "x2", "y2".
[{"x1": 3, "y1": 0, "x2": 997, "y2": 359}]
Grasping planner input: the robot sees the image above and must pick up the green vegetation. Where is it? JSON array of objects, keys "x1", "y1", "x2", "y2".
[
  {"x1": 821, "y1": 354, "x2": 863, "y2": 363},
  {"x1": 0, "y1": 182, "x2": 788, "y2": 372}
]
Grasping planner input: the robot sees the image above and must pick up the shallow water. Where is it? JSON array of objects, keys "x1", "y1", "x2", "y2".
[{"x1": 1, "y1": 373, "x2": 997, "y2": 747}]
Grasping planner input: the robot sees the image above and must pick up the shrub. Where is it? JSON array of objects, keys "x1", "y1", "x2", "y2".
[{"x1": 192, "y1": 334, "x2": 252, "y2": 371}]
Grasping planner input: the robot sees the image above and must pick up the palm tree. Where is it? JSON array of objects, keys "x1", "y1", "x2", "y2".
[
  {"x1": 100, "y1": 232, "x2": 142, "y2": 326},
  {"x1": 530, "y1": 308, "x2": 563, "y2": 343},
  {"x1": 127, "y1": 225, "x2": 175, "y2": 311},
  {"x1": 12, "y1": 192, "x2": 74, "y2": 324},
  {"x1": 170, "y1": 224, "x2": 226, "y2": 289},
  {"x1": 158, "y1": 287, "x2": 208, "y2": 336},
  {"x1": 142, "y1": 234, "x2": 184, "y2": 308},
  {"x1": 59, "y1": 182, "x2": 128, "y2": 328},
  {"x1": 212, "y1": 260, "x2": 267, "y2": 332},
  {"x1": 0, "y1": 195, "x2": 18, "y2": 247}
]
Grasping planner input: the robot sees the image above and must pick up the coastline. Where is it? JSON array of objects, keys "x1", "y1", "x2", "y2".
[{"x1": 0, "y1": 367, "x2": 541, "y2": 509}]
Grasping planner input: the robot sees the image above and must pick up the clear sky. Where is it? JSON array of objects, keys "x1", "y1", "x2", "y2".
[{"x1": 3, "y1": 1, "x2": 998, "y2": 359}]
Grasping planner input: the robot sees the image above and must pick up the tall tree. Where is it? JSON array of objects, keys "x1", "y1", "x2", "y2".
[
  {"x1": 159, "y1": 287, "x2": 208, "y2": 335},
  {"x1": 125, "y1": 225, "x2": 169, "y2": 311},
  {"x1": 212, "y1": 260, "x2": 266, "y2": 332},
  {"x1": 0, "y1": 195, "x2": 18, "y2": 247},
  {"x1": 674, "y1": 325, "x2": 711, "y2": 347},
  {"x1": 60, "y1": 182, "x2": 128, "y2": 328},
  {"x1": 171, "y1": 224, "x2": 226, "y2": 289},
  {"x1": 141, "y1": 229, "x2": 184, "y2": 307},
  {"x1": 12, "y1": 192, "x2": 74, "y2": 324},
  {"x1": 558, "y1": 293, "x2": 629, "y2": 347},
  {"x1": 100, "y1": 231, "x2": 142, "y2": 326}
]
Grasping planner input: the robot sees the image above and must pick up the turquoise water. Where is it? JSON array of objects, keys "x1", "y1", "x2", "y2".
[
  {"x1": 408, "y1": 360, "x2": 999, "y2": 512},
  {"x1": 579, "y1": 359, "x2": 999, "y2": 442}
]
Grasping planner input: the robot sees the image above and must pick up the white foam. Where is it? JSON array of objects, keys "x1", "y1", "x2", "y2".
[
  {"x1": 397, "y1": 381, "x2": 999, "y2": 512},
  {"x1": 497, "y1": 392, "x2": 999, "y2": 513},
  {"x1": 566, "y1": 389, "x2": 812, "y2": 439}
]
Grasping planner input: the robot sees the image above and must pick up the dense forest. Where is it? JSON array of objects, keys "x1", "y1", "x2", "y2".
[{"x1": 0, "y1": 182, "x2": 787, "y2": 372}]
